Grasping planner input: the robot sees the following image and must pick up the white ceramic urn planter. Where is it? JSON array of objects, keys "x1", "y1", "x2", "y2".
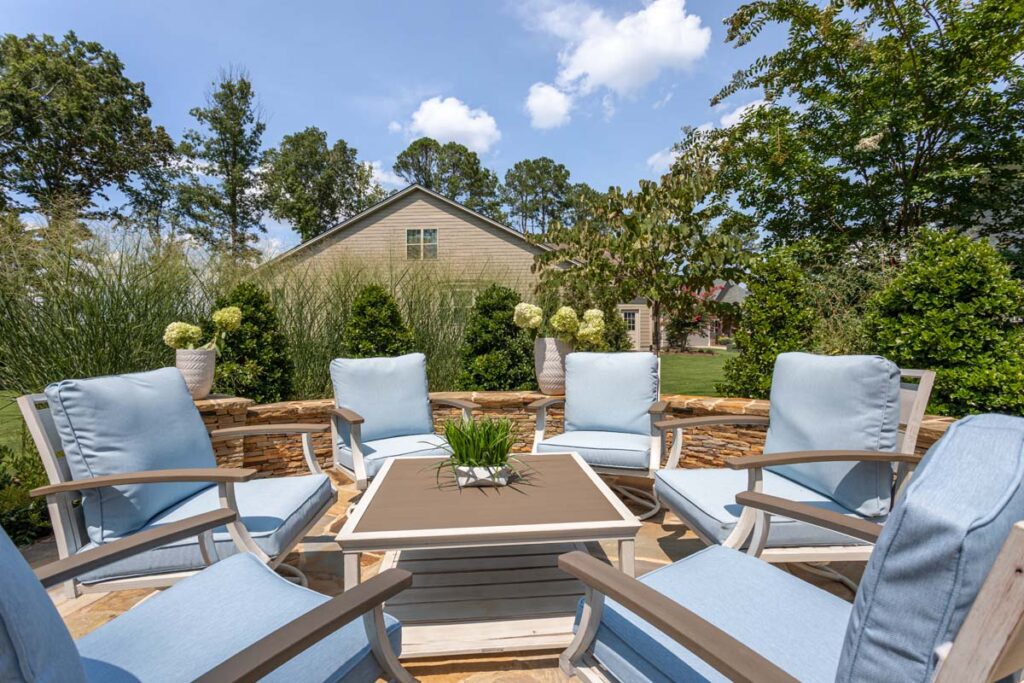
[
  {"x1": 534, "y1": 336, "x2": 571, "y2": 395},
  {"x1": 176, "y1": 348, "x2": 215, "y2": 399},
  {"x1": 454, "y1": 465, "x2": 513, "y2": 488}
]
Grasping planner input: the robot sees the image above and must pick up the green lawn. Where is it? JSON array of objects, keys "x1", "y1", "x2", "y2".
[{"x1": 659, "y1": 350, "x2": 736, "y2": 396}]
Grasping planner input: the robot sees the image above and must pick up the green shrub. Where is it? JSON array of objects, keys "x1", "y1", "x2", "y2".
[
  {"x1": 208, "y1": 281, "x2": 294, "y2": 403},
  {"x1": 459, "y1": 284, "x2": 536, "y2": 390},
  {"x1": 602, "y1": 305, "x2": 633, "y2": 351},
  {"x1": 341, "y1": 284, "x2": 416, "y2": 358},
  {"x1": 0, "y1": 444, "x2": 51, "y2": 546},
  {"x1": 718, "y1": 249, "x2": 815, "y2": 398},
  {"x1": 865, "y1": 230, "x2": 1024, "y2": 415}
]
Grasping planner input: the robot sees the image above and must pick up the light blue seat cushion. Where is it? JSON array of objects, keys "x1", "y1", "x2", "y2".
[
  {"x1": 764, "y1": 353, "x2": 901, "y2": 518},
  {"x1": 588, "y1": 545, "x2": 851, "y2": 682},
  {"x1": 44, "y1": 368, "x2": 217, "y2": 543},
  {"x1": 330, "y1": 353, "x2": 434, "y2": 447},
  {"x1": 336, "y1": 433, "x2": 450, "y2": 479},
  {"x1": 0, "y1": 525, "x2": 86, "y2": 682},
  {"x1": 536, "y1": 431, "x2": 652, "y2": 471},
  {"x1": 565, "y1": 352, "x2": 659, "y2": 436},
  {"x1": 837, "y1": 414, "x2": 1024, "y2": 682},
  {"x1": 77, "y1": 552, "x2": 400, "y2": 682},
  {"x1": 77, "y1": 474, "x2": 334, "y2": 584},
  {"x1": 655, "y1": 468, "x2": 876, "y2": 547}
]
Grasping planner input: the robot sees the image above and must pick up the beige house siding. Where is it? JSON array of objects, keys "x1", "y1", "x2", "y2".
[{"x1": 274, "y1": 188, "x2": 543, "y2": 295}]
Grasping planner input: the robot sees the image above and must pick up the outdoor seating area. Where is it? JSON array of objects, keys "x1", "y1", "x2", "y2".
[
  {"x1": 4, "y1": 2, "x2": 1024, "y2": 680},
  {"x1": 4, "y1": 350, "x2": 1024, "y2": 682}
]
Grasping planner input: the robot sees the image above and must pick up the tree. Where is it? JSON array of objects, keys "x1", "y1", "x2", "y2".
[
  {"x1": 206, "y1": 281, "x2": 293, "y2": 403},
  {"x1": 502, "y1": 157, "x2": 571, "y2": 234},
  {"x1": 718, "y1": 249, "x2": 816, "y2": 399},
  {"x1": 262, "y1": 127, "x2": 386, "y2": 241},
  {"x1": 864, "y1": 230, "x2": 1024, "y2": 415},
  {"x1": 458, "y1": 284, "x2": 535, "y2": 390},
  {"x1": 393, "y1": 137, "x2": 504, "y2": 220},
  {"x1": 535, "y1": 170, "x2": 748, "y2": 352},
  {"x1": 341, "y1": 285, "x2": 416, "y2": 358},
  {"x1": 178, "y1": 69, "x2": 265, "y2": 257},
  {"x1": 118, "y1": 131, "x2": 187, "y2": 243},
  {"x1": 703, "y1": 0, "x2": 1024, "y2": 255},
  {"x1": 0, "y1": 32, "x2": 171, "y2": 217}
]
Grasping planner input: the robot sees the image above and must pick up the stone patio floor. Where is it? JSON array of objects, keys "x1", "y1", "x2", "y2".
[{"x1": 23, "y1": 470, "x2": 863, "y2": 682}]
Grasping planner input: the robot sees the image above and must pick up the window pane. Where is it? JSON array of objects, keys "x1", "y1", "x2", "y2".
[
  {"x1": 407, "y1": 244, "x2": 421, "y2": 260},
  {"x1": 622, "y1": 311, "x2": 637, "y2": 331},
  {"x1": 424, "y1": 243, "x2": 438, "y2": 259},
  {"x1": 406, "y1": 229, "x2": 421, "y2": 244},
  {"x1": 423, "y1": 228, "x2": 438, "y2": 244}
]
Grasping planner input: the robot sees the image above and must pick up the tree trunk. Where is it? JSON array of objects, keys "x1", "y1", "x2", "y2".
[{"x1": 651, "y1": 300, "x2": 662, "y2": 355}]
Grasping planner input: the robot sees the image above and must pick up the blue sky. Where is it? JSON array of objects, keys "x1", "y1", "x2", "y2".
[{"x1": 4, "y1": 0, "x2": 785, "y2": 251}]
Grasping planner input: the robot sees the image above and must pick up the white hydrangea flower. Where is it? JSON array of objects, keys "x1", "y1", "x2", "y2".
[{"x1": 513, "y1": 302, "x2": 543, "y2": 330}]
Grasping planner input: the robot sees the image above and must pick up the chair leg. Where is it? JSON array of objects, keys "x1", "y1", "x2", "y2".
[
  {"x1": 792, "y1": 562, "x2": 859, "y2": 594},
  {"x1": 274, "y1": 562, "x2": 309, "y2": 587},
  {"x1": 611, "y1": 484, "x2": 661, "y2": 521}
]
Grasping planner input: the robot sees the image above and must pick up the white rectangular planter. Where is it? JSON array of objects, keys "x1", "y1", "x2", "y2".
[{"x1": 454, "y1": 465, "x2": 513, "y2": 487}]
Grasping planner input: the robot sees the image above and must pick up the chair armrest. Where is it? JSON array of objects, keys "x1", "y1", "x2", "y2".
[
  {"x1": 735, "y1": 491, "x2": 882, "y2": 543},
  {"x1": 526, "y1": 397, "x2": 564, "y2": 412},
  {"x1": 34, "y1": 509, "x2": 238, "y2": 589},
  {"x1": 194, "y1": 568, "x2": 414, "y2": 683},
  {"x1": 655, "y1": 415, "x2": 771, "y2": 430},
  {"x1": 558, "y1": 551, "x2": 797, "y2": 683},
  {"x1": 648, "y1": 400, "x2": 670, "y2": 415},
  {"x1": 209, "y1": 423, "x2": 329, "y2": 440},
  {"x1": 725, "y1": 449, "x2": 921, "y2": 469},
  {"x1": 30, "y1": 468, "x2": 257, "y2": 497},
  {"x1": 429, "y1": 394, "x2": 481, "y2": 411},
  {"x1": 331, "y1": 407, "x2": 365, "y2": 425}
]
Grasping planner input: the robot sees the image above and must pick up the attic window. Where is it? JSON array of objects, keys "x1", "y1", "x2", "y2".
[{"x1": 407, "y1": 228, "x2": 438, "y2": 260}]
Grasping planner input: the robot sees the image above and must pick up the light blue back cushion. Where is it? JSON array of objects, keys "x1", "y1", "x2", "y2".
[
  {"x1": 0, "y1": 525, "x2": 86, "y2": 682},
  {"x1": 565, "y1": 352, "x2": 659, "y2": 436},
  {"x1": 764, "y1": 353, "x2": 900, "y2": 517},
  {"x1": 330, "y1": 353, "x2": 433, "y2": 443},
  {"x1": 45, "y1": 368, "x2": 217, "y2": 544},
  {"x1": 837, "y1": 414, "x2": 1024, "y2": 682}
]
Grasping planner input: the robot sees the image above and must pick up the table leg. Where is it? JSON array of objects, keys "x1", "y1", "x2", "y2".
[
  {"x1": 344, "y1": 551, "x2": 361, "y2": 591},
  {"x1": 618, "y1": 539, "x2": 635, "y2": 577}
]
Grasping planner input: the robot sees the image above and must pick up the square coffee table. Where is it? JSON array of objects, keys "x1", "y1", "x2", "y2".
[{"x1": 336, "y1": 452, "x2": 641, "y2": 657}]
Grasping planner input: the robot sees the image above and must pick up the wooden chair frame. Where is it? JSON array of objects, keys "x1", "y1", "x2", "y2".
[
  {"x1": 559, "y1": 493, "x2": 1024, "y2": 683},
  {"x1": 17, "y1": 393, "x2": 335, "y2": 598},
  {"x1": 530, "y1": 358, "x2": 666, "y2": 520},
  {"x1": 655, "y1": 368, "x2": 936, "y2": 564},
  {"x1": 29, "y1": 506, "x2": 416, "y2": 683},
  {"x1": 330, "y1": 393, "x2": 479, "y2": 491}
]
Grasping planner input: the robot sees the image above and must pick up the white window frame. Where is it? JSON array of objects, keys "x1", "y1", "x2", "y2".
[
  {"x1": 406, "y1": 228, "x2": 438, "y2": 260},
  {"x1": 622, "y1": 309, "x2": 637, "y2": 332}
]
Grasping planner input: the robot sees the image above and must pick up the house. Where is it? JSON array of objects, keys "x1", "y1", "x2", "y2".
[
  {"x1": 617, "y1": 280, "x2": 748, "y2": 352},
  {"x1": 266, "y1": 184, "x2": 744, "y2": 351}
]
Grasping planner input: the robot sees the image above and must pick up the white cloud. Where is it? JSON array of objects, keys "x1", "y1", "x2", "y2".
[
  {"x1": 653, "y1": 89, "x2": 674, "y2": 109},
  {"x1": 406, "y1": 96, "x2": 501, "y2": 153},
  {"x1": 368, "y1": 161, "x2": 403, "y2": 188},
  {"x1": 646, "y1": 146, "x2": 680, "y2": 174},
  {"x1": 719, "y1": 99, "x2": 766, "y2": 127},
  {"x1": 529, "y1": 0, "x2": 711, "y2": 97},
  {"x1": 525, "y1": 82, "x2": 573, "y2": 129},
  {"x1": 387, "y1": 120, "x2": 403, "y2": 133}
]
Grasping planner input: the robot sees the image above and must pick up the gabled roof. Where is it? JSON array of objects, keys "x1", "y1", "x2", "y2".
[{"x1": 265, "y1": 183, "x2": 552, "y2": 265}]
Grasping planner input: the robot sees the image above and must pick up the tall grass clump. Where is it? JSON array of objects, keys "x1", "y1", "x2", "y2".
[
  {"x1": 261, "y1": 259, "x2": 514, "y2": 396},
  {"x1": 0, "y1": 218, "x2": 211, "y2": 395}
]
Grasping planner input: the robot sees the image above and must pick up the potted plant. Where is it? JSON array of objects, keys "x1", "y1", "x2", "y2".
[
  {"x1": 514, "y1": 303, "x2": 606, "y2": 395},
  {"x1": 436, "y1": 416, "x2": 519, "y2": 488},
  {"x1": 163, "y1": 306, "x2": 243, "y2": 399}
]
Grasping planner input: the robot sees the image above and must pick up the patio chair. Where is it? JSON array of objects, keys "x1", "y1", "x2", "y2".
[
  {"x1": 329, "y1": 353, "x2": 479, "y2": 491},
  {"x1": 18, "y1": 367, "x2": 336, "y2": 598},
  {"x1": 530, "y1": 352, "x2": 666, "y2": 520},
  {"x1": 654, "y1": 352, "x2": 934, "y2": 580},
  {"x1": 559, "y1": 412, "x2": 1024, "y2": 683},
  {"x1": 1, "y1": 506, "x2": 416, "y2": 682}
]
